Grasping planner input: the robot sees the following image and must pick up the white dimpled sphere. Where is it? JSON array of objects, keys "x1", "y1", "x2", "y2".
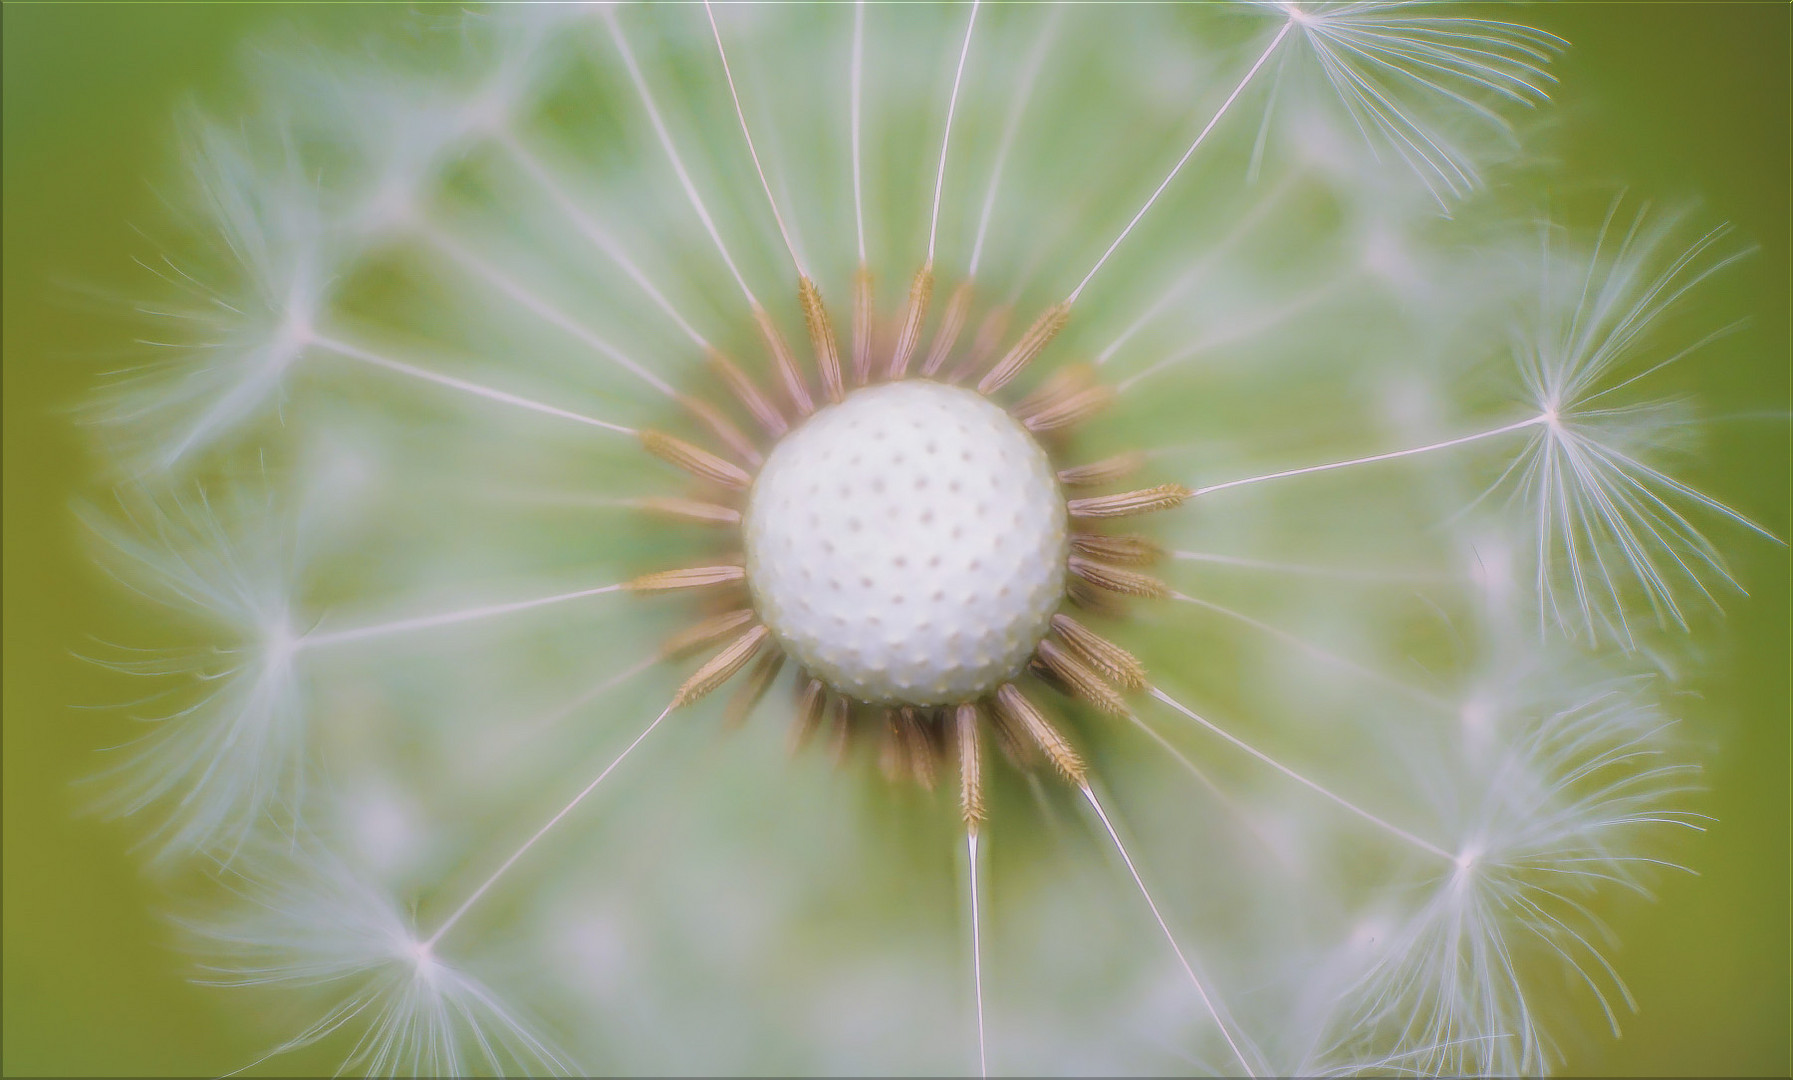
[{"x1": 744, "y1": 381, "x2": 1067, "y2": 706}]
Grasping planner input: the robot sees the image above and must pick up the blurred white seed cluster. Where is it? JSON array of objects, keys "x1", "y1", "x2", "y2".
[{"x1": 83, "y1": 3, "x2": 1770, "y2": 1075}]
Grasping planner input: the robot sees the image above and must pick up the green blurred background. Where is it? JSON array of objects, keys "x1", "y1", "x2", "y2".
[{"x1": 5, "y1": 4, "x2": 1787, "y2": 1075}]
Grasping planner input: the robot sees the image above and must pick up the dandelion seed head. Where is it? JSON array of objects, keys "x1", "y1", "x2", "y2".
[{"x1": 69, "y1": 2, "x2": 1774, "y2": 1075}]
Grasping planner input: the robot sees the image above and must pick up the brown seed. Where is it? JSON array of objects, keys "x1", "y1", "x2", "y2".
[
  {"x1": 709, "y1": 349, "x2": 788, "y2": 438},
  {"x1": 977, "y1": 301, "x2": 1070, "y2": 394},
  {"x1": 751, "y1": 302, "x2": 813, "y2": 416},
  {"x1": 673, "y1": 624, "x2": 769, "y2": 707},
  {"x1": 1011, "y1": 363, "x2": 1095, "y2": 420},
  {"x1": 878, "y1": 708, "x2": 907, "y2": 783},
  {"x1": 799, "y1": 275, "x2": 845, "y2": 404},
  {"x1": 659, "y1": 608, "x2": 756, "y2": 659},
  {"x1": 826, "y1": 693, "x2": 853, "y2": 765},
  {"x1": 1068, "y1": 555, "x2": 1170, "y2": 599},
  {"x1": 956, "y1": 702, "x2": 985, "y2": 826},
  {"x1": 1051, "y1": 613, "x2": 1148, "y2": 691},
  {"x1": 985, "y1": 690, "x2": 1036, "y2": 768},
  {"x1": 677, "y1": 393, "x2": 762, "y2": 466},
  {"x1": 724, "y1": 649, "x2": 785, "y2": 727},
  {"x1": 1035, "y1": 638, "x2": 1129, "y2": 715},
  {"x1": 900, "y1": 707, "x2": 937, "y2": 790},
  {"x1": 1057, "y1": 452, "x2": 1146, "y2": 488},
  {"x1": 640, "y1": 429, "x2": 753, "y2": 490},
  {"x1": 950, "y1": 304, "x2": 1011, "y2": 383},
  {"x1": 851, "y1": 265, "x2": 875, "y2": 387},
  {"x1": 789, "y1": 677, "x2": 828, "y2": 753},
  {"x1": 1066, "y1": 483, "x2": 1191, "y2": 519},
  {"x1": 994, "y1": 683, "x2": 1086, "y2": 784},
  {"x1": 634, "y1": 496, "x2": 742, "y2": 526},
  {"x1": 887, "y1": 264, "x2": 936, "y2": 380},
  {"x1": 1022, "y1": 386, "x2": 1114, "y2": 433},
  {"x1": 628, "y1": 564, "x2": 747, "y2": 593},
  {"x1": 1066, "y1": 577, "x2": 1126, "y2": 617},
  {"x1": 1069, "y1": 532, "x2": 1163, "y2": 565},
  {"x1": 921, "y1": 279, "x2": 975, "y2": 378}
]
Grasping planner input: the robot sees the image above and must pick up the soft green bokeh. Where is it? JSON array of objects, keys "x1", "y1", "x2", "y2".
[{"x1": 4, "y1": 4, "x2": 1786, "y2": 1075}]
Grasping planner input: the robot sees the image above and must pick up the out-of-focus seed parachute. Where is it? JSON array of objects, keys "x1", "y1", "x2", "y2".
[
  {"x1": 1274, "y1": 1, "x2": 1565, "y2": 206},
  {"x1": 81, "y1": 2, "x2": 1774, "y2": 1075}
]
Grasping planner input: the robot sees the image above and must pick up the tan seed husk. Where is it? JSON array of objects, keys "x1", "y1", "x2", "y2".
[
  {"x1": 921, "y1": 280, "x2": 975, "y2": 377},
  {"x1": 629, "y1": 564, "x2": 747, "y2": 593},
  {"x1": 751, "y1": 302, "x2": 813, "y2": 416},
  {"x1": 634, "y1": 496, "x2": 741, "y2": 526},
  {"x1": 887, "y1": 264, "x2": 936, "y2": 380},
  {"x1": 978, "y1": 301, "x2": 1070, "y2": 394},
  {"x1": 1035, "y1": 638, "x2": 1129, "y2": 715},
  {"x1": 994, "y1": 683, "x2": 1086, "y2": 784},
  {"x1": 956, "y1": 702, "x2": 985, "y2": 825},
  {"x1": 708, "y1": 348, "x2": 788, "y2": 438},
  {"x1": 1051, "y1": 613, "x2": 1148, "y2": 691},
  {"x1": 673, "y1": 624, "x2": 769, "y2": 707},
  {"x1": 799, "y1": 275, "x2": 844, "y2": 404},
  {"x1": 1069, "y1": 532, "x2": 1163, "y2": 565},
  {"x1": 640, "y1": 430, "x2": 753, "y2": 490},
  {"x1": 1058, "y1": 452, "x2": 1146, "y2": 487},
  {"x1": 1068, "y1": 555, "x2": 1170, "y2": 599},
  {"x1": 1066, "y1": 483, "x2": 1191, "y2": 519},
  {"x1": 659, "y1": 608, "x2": 756, "y2": 658}
]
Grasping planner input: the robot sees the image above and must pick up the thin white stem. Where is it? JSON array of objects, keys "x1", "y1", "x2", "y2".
[
  {"x1": 309, "y1": 334, "x2": 636, "y2": 436},
  {"x1": 706, "y1": 0, "x2": 805, "y2": 276},
  {"x1": 491, "y1": 654, "x2": 662, "y2": 762},
  {"x1": 425, "y1": 701, "x2": 676, "y2": 948},
  {"x1": 1171, "y1": 550, "x2": 1453, "y2": 583},
  {"x1": 602, "y1": 7, "x2": 759, "y2": 306},
  {"x1": 967, "y1": 825, "x2": 988, "y2": 1079},
  {"x1": 968, "y1": 7, "x2": 1060, "y2": 277},
  {"x1": 1121, "y1": 711, "x2": 1278, "y2": 846},
  {"x1": 928, "y1": 0, "x2": 981, "y2": 266},
  {"x1": 302, "y1": 582, "x2": 623, "y2": 650},
  {"x1": 157, "y1": 341, "x2": 303, "y2": 469},
  {"x1": 1169, "y1": 590, "x2": 1450, "y2": 710},
  {"x1": 1067, "y1": 19, "x2": 1293, "y2": 305},
  {"x1": 497, "y1": 132, "x2": 713, "y2": 352},
  {"x1": 455, "y1": 653, "x2": 665, "y2": 790},
  {"x1": 1121, "y1": 709, "x2": 1312, "y2": 879},
  {"x1": 1092, "y1": 171, "x2": 1298, "y2": 367},
  {"x1": 1079, "y1": 782, "x2": 1255, "y2": 1077},
  {"x1": 1146, "y1": 685, "x2": 1455, "y2": 862},
  {"x1": 991, "y1": 179, "x2": 1103, "y2": 309},
  {"x1": 420, "y1": 225, "x2": 678, "y2": 398},
  {"x1": 851, "y1": 0, "x2": 867, "y2": 264},
  {"x1": 1190, "y1": 414, "x2": 1547, "y2": 497},
  {"x1": 1116, "y1": 274, "x2": 1350, "y2": 392}
]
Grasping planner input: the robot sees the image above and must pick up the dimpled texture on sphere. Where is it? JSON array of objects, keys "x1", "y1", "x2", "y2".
[{"x1": 744, "y1": 381, "x2": 1068, "y2": 706}]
